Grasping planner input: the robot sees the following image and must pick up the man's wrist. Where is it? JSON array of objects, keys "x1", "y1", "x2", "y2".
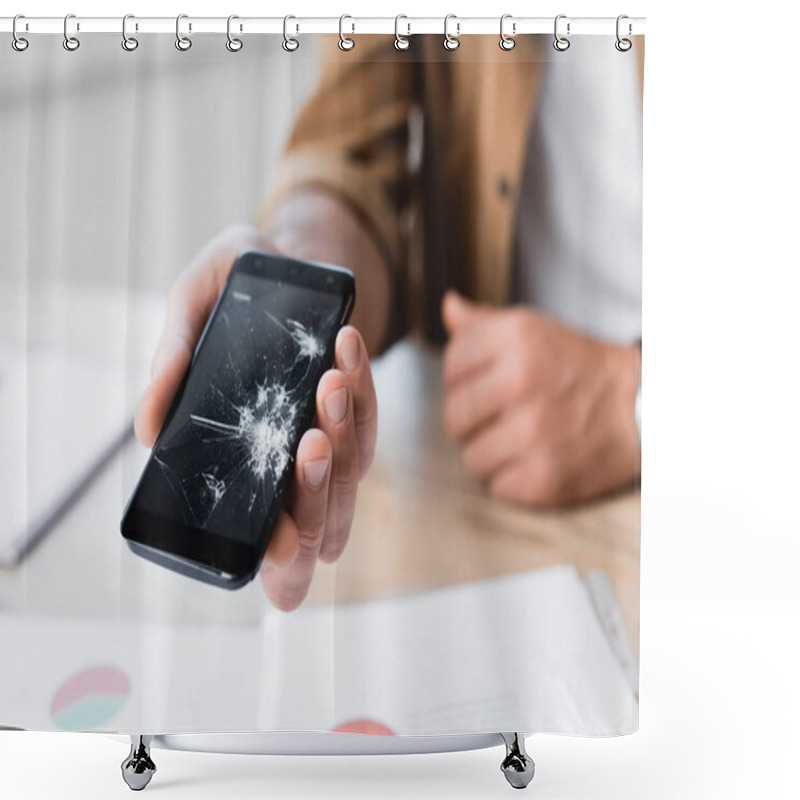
[
  {"x1": 607, "y1": 340, "x2": 642, "y2": 481},
  {"x1": 634, "y1": 339, "x2": 642, "y2": 441},
  {"x1": 260, "y1": 188, "x2": 392, "y2": 354}
]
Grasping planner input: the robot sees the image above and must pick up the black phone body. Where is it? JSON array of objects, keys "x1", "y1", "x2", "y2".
[{"x1": 121, "y1": 250, "x2": 355, "y2": 589}]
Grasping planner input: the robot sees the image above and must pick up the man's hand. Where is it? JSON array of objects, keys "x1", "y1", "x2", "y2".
[
  {"x1": 441, "y1": 291, "x2": 640, "y2": 507},
  {"x1": 135, "y1": 224, "x2": 378, "y2": 610}
]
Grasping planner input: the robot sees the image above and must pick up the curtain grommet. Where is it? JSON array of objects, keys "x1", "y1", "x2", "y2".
[
  {"x1": 121, "y1": 14, "x2": 138, "y2": 52},
  {"x1": 499, "y1": 14, "x2": 516, "y2": 51},
  {"x1": 282, "y1": 15, "x2": 299, "y2": 52},
  {"x1": 226, "y1": 15, "x2": 243, "y2": 52},
  {"x1": 443, "y1": 14, "x2": 460, "y2": 51},
  {"x1": 394, "y1": 15, "x2": 411, "y2": 51},
  {"x1": 553, "y1": 14, "x2": 570, "y2": 52},
  {"x1": 338, "y1": 14, "x2": 355, "y2": 51},
  {"x1": 12, "y1": 14, "x2": 29, "y2": 51},
  {"x1": 615, "y1": 15, "x2": 633, "y2": 52},
  {"x1": 175, "y1": 14, "x2": 192, "y2": 51},
  {"x1": 63, "y1": 13, "x2": 80, "y2": 51}
]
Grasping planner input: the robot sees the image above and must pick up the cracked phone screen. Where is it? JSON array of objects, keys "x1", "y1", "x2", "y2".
[{"x1": 134, "y1": 269, "x2": 343, "y2": 545}]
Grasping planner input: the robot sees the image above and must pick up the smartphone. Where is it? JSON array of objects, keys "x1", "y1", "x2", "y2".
[{"x1": 121, "y1": 250, "x2": 355, "y2": 589}]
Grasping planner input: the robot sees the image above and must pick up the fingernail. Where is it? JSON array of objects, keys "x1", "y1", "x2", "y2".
[
  {"x1": 340, "y1": 334, "x2": 360, "y2": 372},
  {"x1": 324, "y1": 387, "x2": 347, "y2": 424},
  {"x1": 303, "y1": 457, "x2": 330, "y2": 489}
]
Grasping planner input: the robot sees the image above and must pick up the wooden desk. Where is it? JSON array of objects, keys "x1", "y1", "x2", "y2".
[{"x1": 307, "y1": 341, "x2": 641, "y2": 660}]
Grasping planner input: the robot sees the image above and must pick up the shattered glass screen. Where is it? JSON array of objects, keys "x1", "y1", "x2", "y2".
[{"x1": 132, "y1": 269, "x2": 343, "y2": 544}]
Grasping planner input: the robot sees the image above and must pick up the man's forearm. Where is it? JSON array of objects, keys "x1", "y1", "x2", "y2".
[{"x1": 260, "y1": 187, "x2": 392, "y2": 355}]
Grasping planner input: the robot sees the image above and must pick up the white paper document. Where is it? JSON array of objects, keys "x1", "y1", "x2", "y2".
[
  {"x1": 0, "y1": 565, "x2": 637, "y2": 737},
  {"x1": 260, "y1": 565, "x2": 638, "y2": 736}
]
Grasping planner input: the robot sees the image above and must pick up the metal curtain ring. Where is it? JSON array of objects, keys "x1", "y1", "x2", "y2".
[
  {"x1": 12, "y1": 14, "x2": 29, "y2": 51},
  {"x1": 615, "y1": 14, "x2": 632, "y2": 52},
  {"x1": 63, "y1": 13, "x2": 80, "y2": 51},
  {"x1": 443, "y1": 14, "x2": 460, "y2": 51},
  {"x1": 499, "y1": 14, "x2": 516, "y2": 50},
  {"x1": 553, "y1": 14, "x2": 570, "y2": 51},
  {"x1": 339, "y1": 14, "x2": 355, "y2": 50},
  {"x1": 394, "y1": 14, "x2": 410, "y2": 51},
  {"x1": 175, "y1": 14, "x2": 192, "y2": 51},
  {"x1": 122, "y1": 14, "x2": 138, "y2": 51},
  {"x1": 226, "y1": 15, "x2": 243, "y2": 51},
  {"x1": 283, "y1": 15, "x2": 299, "y2": 51}
]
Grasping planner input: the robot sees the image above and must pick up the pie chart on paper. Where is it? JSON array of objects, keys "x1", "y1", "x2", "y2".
[
  {"x1": 50, "y1": 665, "x2": 130, "y2": 731},
  {"x1": 332, "y1": 718, "x2": 396, "y2": 736}
]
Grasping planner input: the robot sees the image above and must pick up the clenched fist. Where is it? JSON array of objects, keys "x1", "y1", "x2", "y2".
[{"x1": 442, "y1": 291, "x2": 640, "y2": 507}]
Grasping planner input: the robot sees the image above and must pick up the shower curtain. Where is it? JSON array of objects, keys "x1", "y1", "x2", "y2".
[{"x1": 0, "y1": 17, "x2": 643, "y2": 790}]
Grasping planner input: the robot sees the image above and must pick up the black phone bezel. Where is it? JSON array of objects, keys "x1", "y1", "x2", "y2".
[{"x1": 120, "y1": 250, "x2": 355, "y2": 589}]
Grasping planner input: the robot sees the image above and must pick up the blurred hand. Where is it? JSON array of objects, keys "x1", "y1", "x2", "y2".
[
  {"x1": 134, "y1": 224, "x2": 377, "y2": 610},
  {"x1": 441, "y1": 291, "x2": 640, "y2": 507}
]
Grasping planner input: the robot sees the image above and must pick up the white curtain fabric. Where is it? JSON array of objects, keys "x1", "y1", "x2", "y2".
[{"x1": 0, "y1": 33, "x2": 640, "y2": 741}]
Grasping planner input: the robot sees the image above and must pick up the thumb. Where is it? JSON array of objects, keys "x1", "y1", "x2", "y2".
[
  {"x1": 441, "y1": 290, "x2": 489, "y2": 334},
  {"x1": 134, "y1": 333, "x2": 193, "y2": 448}
]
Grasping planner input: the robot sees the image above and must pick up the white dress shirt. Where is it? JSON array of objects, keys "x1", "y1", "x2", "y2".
[{"x1": 512, "y1": 36, "x2": 643, "y2": 345}]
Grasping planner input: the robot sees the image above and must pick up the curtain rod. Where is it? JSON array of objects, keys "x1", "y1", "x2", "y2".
[{"x1": 1, "y1": 16, "x2": 646, "y2": 37}]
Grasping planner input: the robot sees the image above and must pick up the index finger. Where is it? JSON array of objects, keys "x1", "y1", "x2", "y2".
[
  {"x1": 442, "y1": 313, "x2": 507, "y2": 388},
  {"x1": 334, "y1": 326, "x2": 377, "y2": 478}
]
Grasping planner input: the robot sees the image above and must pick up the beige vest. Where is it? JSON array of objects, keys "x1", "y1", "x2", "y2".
[{"x1": 259, "y1": 34, "x2": 644, "y2": 344}]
